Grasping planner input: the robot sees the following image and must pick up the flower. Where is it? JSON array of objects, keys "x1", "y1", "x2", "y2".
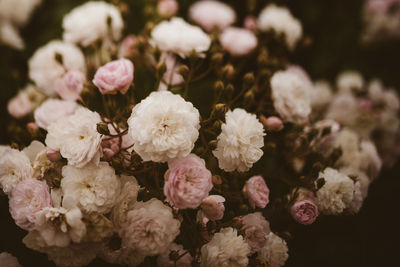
[
  {"x1": 151, "y1": 17, "x2": 211, "y2": 58},
  {"x1": 7, "y1": 84, "x2": 45, "y2": 118},
  {"x1": 315, "y1": 167, "x2": 355, "y2": 215},
  {"x1": 243, "y1": 176, "x2": 270, "y2": 208},
  {"x1": 213, "y1": 108, "x2": 265, "y2": 172},
  {"x1": 349, "y1": 181, "x2": 363, "y2": 214},
  {"x1": 258, "y1": 232, "x2": 288, "y2": 267},
  {"x1": 55, "y1": 70, "x2": 86, "y2": 101},
  {"x1": 189, "y1": 0, "x2": 236, "y2": 32},
  {"x1": 290, "y1": 188, "x2": 319, "y2": 225},
  {"x1": 311, "y1": 80, "x2": 333, "y2": 111},
  {"x1": 160, "y1": 53, "x2": 184, "y2": 87},
  {"x1": 45, "y1": 107, "x2": 102, "y2": 168},
  {"x1": 0, "y1": 147, "x2": 33, "y2": 194},
  {"x1": 157, "y1": 243, "x2": 193, "y2": 267},
  {"x1": 270, "y1": 70, "x2": 312, "y2": 124},
  {"x1": 118, "y1": 34, "x2": 137, "y2": 58},
  {"x1": 0, "y1": 252, "x2": 21, "y2": 267},
  {"x1": 0, "y1": 0, "x2": 42, "y2": 49},
  {"x1": 200, "y1": 227, "x2": 250, "y2": 267},
  {"x1": 257, "y1": 4, "x2": 302, "y2": 50},
  {"x1": 219, "y1": 27, "x2": 258, "y2": 56},
  {"x1": 164, "y1": 154, "x2": 213, "y2": 209},
  {"x1": 260, "y1": 115, "x2": 284, "y2": 132},
  {"x1": 244, "y1": 16, "x2": 257, "y2": 31},
  {"x1": 93, "y1": 58, "x2": 134, "y2": 95},
  {"x1": 336, "y1": 71, "x2": 364, "y2": 93},
  {"x1": 119, "y1": 198, "x2": 181, "y2": 256},
  {"x1": 34, "y1": 99, "x2": 79, "y2": 130},
  {"x1": 158, "y1": 0, "x2": 179, "y2": 18},
  {"x1": 127, "y1": 91, "x2": 200, "y2": 162},
  {"x1": 201, "y1": 195, "x2": 225, "y2": 221},
  {"x1": 28, "y1": 40, "x2": 86, "y2": 96},
  {"x1": 35, "y1": 205, "x2": 86, "y2": 247},
  {"x1": 241, "y1": 212, "x2": 271, "y2": 253},
  {"x1": 111, "y1": 175, "x2": 140, "y2": 228},
  {"x1": 62, "y1": 1, "x2": 124, "y2": 47},
  {"x1": 9, "y1": 178, "x2": 52, "y2": 230},
  {"x1": 61, "y1": 162, "x2": 120, "y2": 214}
]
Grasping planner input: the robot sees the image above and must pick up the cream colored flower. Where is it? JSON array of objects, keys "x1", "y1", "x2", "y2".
[{"x1": 258, "y1": 232, "x2": 288, "y2": 267}]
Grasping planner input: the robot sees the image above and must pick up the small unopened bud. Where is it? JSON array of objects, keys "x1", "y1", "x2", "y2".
[
  {"x1": 212, "y1": 120, "x2": 223, "y2": 132},
  {"x1": 257, "y1": 47, "x2": 269, "y2": 66},
  {"x1": 46, "y1": 149, "x2": 62, "y2": 162},
  {"x1": 26, "y1": 122, "x2": 39, "y2": 134},
  {"x1": 222, "y1": 64, "x2": 235, "y2": 80},
  {"x1": 213, "y1": 103, "x2": 228, "y2": 118},
  {"x1": 211, "y1": 53, "x2": 224, "y2": 65},
  {"x1": 212, "y1": 175, "x2": 222, "y2": 185},
  {"x1": 208, "y1": 140, "x2": 217, "y2": 150},
  {"x1": 156, "y1": 61, "x2": 167, "y2": 77},
  {"x1": 243, "y1": 89, "x2": 255, "y2": 103},
  {"x1": 243, "y1": 72, "x2": 255, "y2": 87},
  {"x1": 178, "y1": 65, "x2": 190, "y2": 78},
  {"x1": 213, "y1": 80, "x2": 224, "y2": 92},
  {"x1": 260, "y1": 115, "x2": 284, "y2": 132},
  {"x1": 97, "y1": 122, "x2": 110, "y2": 135},
  {"x1": 224, "y1": 83, "x2": 234, "y2": 95}
]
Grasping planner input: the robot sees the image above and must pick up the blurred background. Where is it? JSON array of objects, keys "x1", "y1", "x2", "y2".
[{"x1": 1, "y1": 0, "x2": 400, "y2": 266}]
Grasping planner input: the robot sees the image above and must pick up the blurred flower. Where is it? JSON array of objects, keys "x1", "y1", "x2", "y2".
[
  {"x1": 258, "y1": 232, "x2": 288, "y2": 267},
  {"x1": 219, "y1": 27, "x2": 258, "y2": 56},
  {"x1": 243, "y1": 176, "x2": 270, "y2": 209},
  {"x1": 55, "y1": 70, "x2": 86, "y2": 101},
  {"x1": 241, "y1": 212, "x2": 270, "y2": 253},
  {"x1": 34, "y1": 99, "x2": 79, "y2": 130},
  {"x1": 157, "y1": 0, "x2": 179, "y2": 18}
]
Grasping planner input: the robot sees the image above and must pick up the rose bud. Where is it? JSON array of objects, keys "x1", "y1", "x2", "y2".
[
  {"x1": 46, "y1": 149, "x2": 62, "y2": 162},
  {"x1": 243, "y1": 176, "x2": 270, "y2": 209},
  {"x1": 93, "y1": 58, "x2": 134, "y2": 95},
  {"x1": 260, "y1": 115, "x2": 284, "y2": 132},
  {"x1": 290, "y1": 188, "x2": 319, "y2": 225},
  {"x1": 201, "y1": 195, "x2": 225, "y2": 221},
  {"x1": 157, "y1": 0, "x2": 178, "y2": 18},
  {"x1": 244, "y1": 16, "x2": 257, "y2": 31},
  {"x1": 118, "y1": 34, "x2": 137, "y2": 58}
]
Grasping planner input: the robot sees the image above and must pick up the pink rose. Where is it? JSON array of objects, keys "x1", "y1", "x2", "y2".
[
  {"x1": 243, "y1": 176, "x2": 270, "y2": 209},
  {"x1": 189, "y1": 0, "x2": 236, "y2": 32},
  {"x1": 157, "y1": 0, "x2": 179, "y2": 18},
  {"x1": 34, "y1": 99, "x2": 79, "y2": 130},
  {"x1": 9, "y1": 178, "x2": 52, "y2": 230},
  {"x1": 290, "y1": 188, "x2": 319, "y2": 225},
  {"x1": 118, "y1": 35, "x2": 137, "y2": 58},
  {"x1": 164, "y1": 154, "x2": 213, "y2": 209},
  {"x1": 260, "y1": 115, "x2": 284, "y2": 132},
  {"x1": 55, "y1": 70, "x2": 86, "y2": 101},
  {"x1": 241, "y1": 212, "x2": 270, "y2": 253},
  {"x1": 162, "y1": 53, "x2": 184, "y2": 87},
  {"x1": 93, "y1": 58, "x2": 134, "y2": 95},
  {"x1": 219, "y1": 27, "x2": 258, "y2": 56},
  {"x1": 7, "y1": 94, "x2": 33, "y2": 118},
  {"x1": 244, "y1": 16, "x2": 257, "y2": 31},
  {"x1": 201, "y1": 195, "x2": 225, "y2": 221}
]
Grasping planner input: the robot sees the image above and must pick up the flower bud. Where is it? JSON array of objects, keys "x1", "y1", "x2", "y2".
[
  {"x1": 201, "y1": 195, "x2": 225, "y2": 221},
  {"x1": 97, "y1": 122, "x2": 110, "y2": 135},
  {"x1": 178, "y1": 65, "x2": 190, "y2": 78},
  {"x1": 46, "y1": 149, "x2": 62, "y2": 162},
  {"x1": 260, "y1": 115, "x2": 284, "y2": 132},
  {"x1": 222, "y1": 64, "x2": 235, "y2": 80},
  {"x1": 243, "y1": 72, "x2": 255, "y2": 87},
  {"x1": 213, "y1": 80, "x2": 224, "y2": 92},
  {"x1": 211, "y1": 52, "x2": 224, "y2": 65}
]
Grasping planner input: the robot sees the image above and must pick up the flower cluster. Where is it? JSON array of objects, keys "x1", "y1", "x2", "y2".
[{"x1": 2, "y1": 1, "x2": 399, "y2": 266}]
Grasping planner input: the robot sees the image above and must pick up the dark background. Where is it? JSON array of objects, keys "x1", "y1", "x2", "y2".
[{"x1": 1, "y1": 0, "x2": 400, "y2": 266}]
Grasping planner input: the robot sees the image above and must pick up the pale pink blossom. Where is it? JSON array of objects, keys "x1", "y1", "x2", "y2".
[
  {"x1": 189, "y1": 0, "x2": 236, "y2": 32},
  {"x1": 201, "y1": 195, "x2": 225, "y2": 221},
  {"x1": 55, "y1": 70, "x2": 86, "y2": 101},
  {"x1": 118, "y1": 35, "x2": 137, "y2": 58},
  {"x1": 26, "y1": 122, "x2": 39, "y2": 133},
  {"x1": 34, "y1": 99, "x2": 79, "y2": 130},
  {"x1": 244, "y1": 16, "x2": 257, "y2": 31},
  {"x1": 260, "y1": 115, "x2": 284, "y2": 132},
  {"x1": 242, "y1": 212, "x2": 271, "y2": 253},
  {"x1": 161, "y1": 53, "x2": 184, "y2": 86},
  {"x1": 9, "y1": 178, "x2": 52, "y2": 230},
  {"x1": 290, "y1": 198, "x2": 319, "y2": 225},
  {"x1": 243, "y1": 176, "x2": 270, "y2": 209},
  {"x1": 219, "y1": 27, "x2": 258, "y2": 56},
  {"x1": 7, "y1": 93, "x2": 33, "y2": 118},
  {"x1": 0, "y1": 252, "x2": 21, "y2": 267},
  {"x1": 164, "y1": 154, "x2": 213, "y2": 209},
  {"x1": 46, "y1": 149, "x2": 62, "y2": 162},
  {"x1": 157, "y1": 0, "x2": 179, "y2": 18},
  {"x1": 93, "y1": 58, "x2": 134, "y2": 95}
]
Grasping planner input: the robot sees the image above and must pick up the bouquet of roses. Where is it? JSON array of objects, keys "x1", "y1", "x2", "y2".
[{"x1": 1, "y1": 0, "x2": 399, "y2": 266}]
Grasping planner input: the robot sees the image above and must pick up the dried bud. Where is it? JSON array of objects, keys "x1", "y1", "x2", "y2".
[
  {"x1": 97, "y1": 122, "x2": 110, "y2": 135},
  {"x1": 211, "y1": 52, "x2": 224, "y2": 65},
  {"x1": 224, "y1": 83, "x2": 234, "y2": 95},
  {"x1": 212, "y1": 120, "x2": 223, "y2": 132},
  {"x1": 222, "y1": 64, "x2": 235, "y2": 80}
]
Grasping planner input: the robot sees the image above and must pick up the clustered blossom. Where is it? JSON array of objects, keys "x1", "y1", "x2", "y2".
[
  {"x1": 189, "y1": 0, "x2": 236, "y2": 32},
  {"x1": 0, "y1": 252, "x2": 22, "y2": 267},
  {"x1": 2, "y1": 0, "x2": 399, "y2": 266},
  {"x1": 213, "y1": 108, "x2": 265, "y2": 172},
  {"x1": 200, "y1": 227, "x2": 250, "y2": 267},
  {"x1": 164, "y1": 154, "x2": 213, "y2": 209},
  {"x1": 128, "y1": 91, "x2": 200, "y2": 162},
  {"x1": 151, "y1": 17, "x2": 211, "y2": 58}
]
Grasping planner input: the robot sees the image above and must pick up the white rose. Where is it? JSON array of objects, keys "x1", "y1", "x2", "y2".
[
  {"x1": 200, "y1": 227, "x2": 250, "y2": 267},
  {"x1": 257, "y1": 4, "x2": 302, "y2": 50},
  {"x1": 28, "y1": 40, "x2": 86, "y2": 96},
  {"x1": 258, "y1": 232, "x2": 289, "y2": 267},
  {"x1": 151, "y1": 17, "x2": 211, "y2": 58},
  {"x1": 119, "y1": 198, "x2": 181, "y2": 256},
  {"x1": 213, "y1": 108, "x2": 265, "y2": 172},
  {"x1": 315, "y1": 167, "x2": 355, "y2": 215},
  {"x1": 45, "y1": 107, "x2": 102, "y2": 168},
  {"x1": 34, "y1": 99, "x2": 80, "y2": 130},
  {"x1": 270, "y1": 70, "x2": 312, "y2": 124},
  {"x1": 128, "y1": 91, "x2": 200, "y2": 162},
  {"x1": 62, "y1": 1, "x2": 124, "y2": 47},
  {"x1": 336, "y1": 71, "x2": 364, "y2": 94},
  {"x1": 61, "y1": 162, "x2": 121, "y2": 214}
]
